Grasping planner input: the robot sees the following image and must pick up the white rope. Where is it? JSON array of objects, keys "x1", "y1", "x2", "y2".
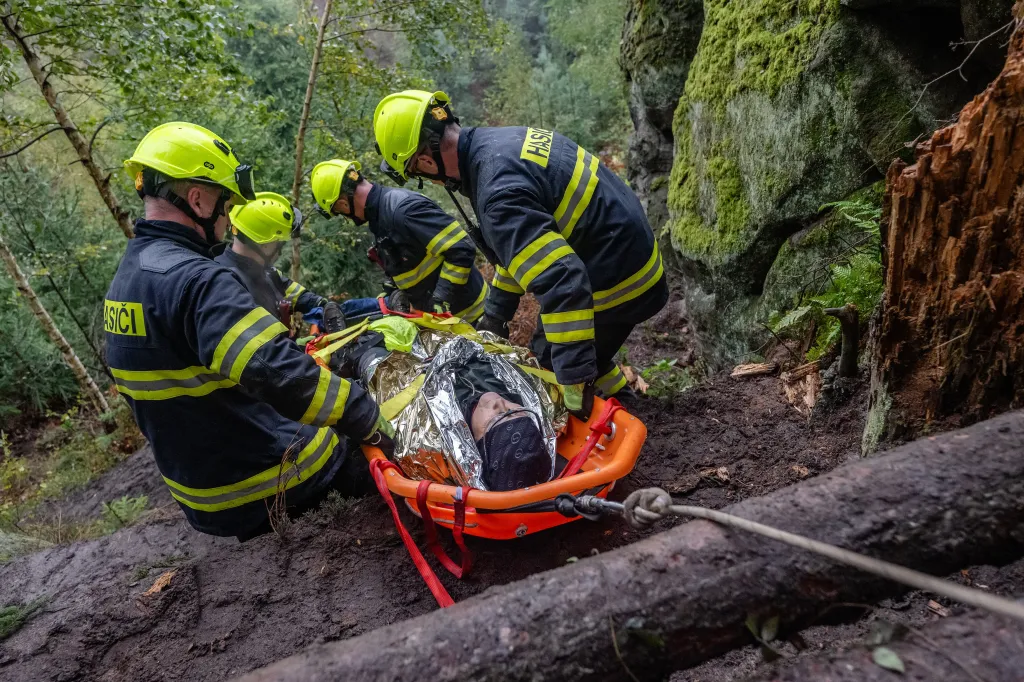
[{"x1": 622, "y1": 487, "x2": 1024, "y2": 623}]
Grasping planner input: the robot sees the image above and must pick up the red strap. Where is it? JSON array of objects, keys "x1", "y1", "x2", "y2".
[
  {"x1": 378, "y1": 298, "x2": 454, "y2": 320},
  {"x1": 416, "y1": 481, "x2": 473, "y2": 579},
  {"x1": 369, "y1": 459, "x2": 455, "y2": 608},
  {"x1": 558, "y1": 398, "x2": 623, "y2": 480},
  {"x1": 304, "y1": 333, "x2": 324, "y2": 356}
]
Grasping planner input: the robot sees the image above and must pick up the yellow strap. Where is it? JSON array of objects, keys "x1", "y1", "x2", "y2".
[
  {"x1": 380, "y1": 374, "x2": 426, "y2": 421},
  {"x1": 311, "y1": 319, "x2": 370, "y2": 364},
  {"x1": 515, "y1": 363, "x2": 558, "y2": 385}
]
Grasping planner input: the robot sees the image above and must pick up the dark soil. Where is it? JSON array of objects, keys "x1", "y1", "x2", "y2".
[{"x1": 0, "y1": 368, "x2": 868, "y2": 682}]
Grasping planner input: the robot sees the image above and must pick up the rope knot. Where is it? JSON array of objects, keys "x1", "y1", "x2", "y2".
[{"x1": 623, "y1": 487, "x2": 673, "y2": 529}]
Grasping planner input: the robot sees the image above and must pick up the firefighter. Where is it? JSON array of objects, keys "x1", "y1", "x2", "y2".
[
  {"x1": 106, "y1": 122, "x2": 391, "y2": 540},
  {"x1": 215, "y1": 191, "x2": 345, "y2": 333},
  {"x1": 309, "y1": 158, "x2": 487, "y2": 322},
  {"x1": 372, "y1": 91, "x2": 668, "y2": 416}
]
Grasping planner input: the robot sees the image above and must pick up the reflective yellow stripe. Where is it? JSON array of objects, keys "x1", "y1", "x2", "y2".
[
  {"x1": 596, "y1": 365, "x2": 627, "y2": 395},
  {"x1": 165, "y1": 428, "x2": 338, "y2": 512},
  {"x1": 455, "y1": 281, "x2": 488, "y2": 323},
  {"x1": 285, "y1": 281, "x2": 305, "y2": 303},
  {"x1": 492, "y1": 265, "x2": 524, "y2": 294},
  {"x1": 440, "y1": 261, "x2": 471, "y2": 285},
  {"x1": 594, "y1": 242, "x2": 665, "y2": 312},
  {"x1": 553, "y1": 147, "x2": 600, "y2": 240},
  {"x1": 299, "y1": 367, "x2": 352, "y2": 427},
  {"x1": 393, "y1": 253, "x2": 443, "y2": 289},
  {"x1": 211, "y1": 308, "x2": 289, "y2": 381},
  {"x1": 541, "y1": 308, "x2": 595, "y2": 344},
  {"x1": 111, "y1": 366, "x2": 235, "y2": 400},
  {"x1": 509, "y1": 232, "x2": 575, "y2": 291},
  {"x1": 425, "y1": 221, "x2": 465, "y2": 256}
]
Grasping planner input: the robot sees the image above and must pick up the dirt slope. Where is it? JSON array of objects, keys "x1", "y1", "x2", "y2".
[{"x1": 0, "y1": 374, "x2": 865, "y2": 682}]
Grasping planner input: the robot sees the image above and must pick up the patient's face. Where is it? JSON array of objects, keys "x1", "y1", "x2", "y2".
[{"x1": 471, "y1": 391, "x2": 527, "y2": 441}]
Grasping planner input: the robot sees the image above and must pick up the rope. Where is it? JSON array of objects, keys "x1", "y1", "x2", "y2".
[{"x1": 620, "y1": 487, "x2": 1024, "y2": 623}]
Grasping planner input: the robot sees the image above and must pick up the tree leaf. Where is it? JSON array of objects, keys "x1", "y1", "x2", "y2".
[
  {"x1": 872, "y1": 646, "x2": 905, "y2": 674},
  {"x1": 745, "y1": 614, "x2": 760, "y2": 638},
  {"x1": 760, "y1": 615, "x2": 779, "y2": 643}
]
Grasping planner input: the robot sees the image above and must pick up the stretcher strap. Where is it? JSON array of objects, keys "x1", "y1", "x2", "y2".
[
  {"x1": 369, "y1": 459, "x2": 456, "y2": 608},
  {"x1": 558, "y1": 398, "x2": 623, "y2": 479},
  {"x1": 416, "y1": 481, "x2": 473, "y2": 579}
]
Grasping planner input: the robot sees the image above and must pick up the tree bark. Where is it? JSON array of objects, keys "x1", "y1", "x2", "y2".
[
  {"x1": 289, "y1": 0, "x2": 334, "y2": 281},
  {"x1": 238, "y1": 410, "x2": 1024, "y2": 682},
  {"x1": 747, "y1": 611, "x2": 1024, "y2": 681},
  {"x1": 865, "y1": 3, "x2": 1024, "y2": 452},
  {"x1": 824, "y1": 304, "x2": 859, "y2": 378},
  {"x1": 0, "y1": 232, "x2": 110, "y2": 413},
  {"x1": 0, "y1": 15, "x2": 134, "y2": 239}
]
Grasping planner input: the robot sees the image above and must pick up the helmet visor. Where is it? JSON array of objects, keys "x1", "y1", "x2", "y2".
[
  {"x1": 234, "y1": 164, "x2": 256, "y2": 201},
  {"x1": 379, "y1": 159, "x2": 407, "y2": 187},
  {"x1": 290, "y1": 207, "x2": 304, "y2": 239}
]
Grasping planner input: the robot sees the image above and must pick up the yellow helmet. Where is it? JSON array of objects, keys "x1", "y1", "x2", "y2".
[
  {"x1": 373, "y1": 90, "x2": 455, "y2": 184},
  {"x1": 228, "y1": 192, "x2": 299, "y2": 244},
  {"x1": 125, "y1": 122, "x2": 255, "y2": 202},
  {"x1": 310, "y1": 159, "x2": 362, "y2": 217}
]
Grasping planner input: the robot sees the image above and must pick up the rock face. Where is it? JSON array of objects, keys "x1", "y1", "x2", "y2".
[{"x1": 622, "y1": 0, "x2": 1013, "y2": 368}]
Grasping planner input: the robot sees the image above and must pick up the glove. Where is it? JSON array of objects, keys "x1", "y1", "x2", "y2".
[
  {"x1": 475, "y1": 313, "x2": 509, "y2": 339},
  {"x1": 322, "y1": 301, "x2": 346, "y2": 334},
  {"x1": 562, "y1": 382, "x2": 595, "y2": 421},
  {"x1": 431, "y1": 297, "x2": 451, "y2": 315},
  {"x1": 386, "y1": 288, "x2": 411, "y2": 313},
  {"x1": 363, "y1": 411, "x2": 396, "y2": 458}
]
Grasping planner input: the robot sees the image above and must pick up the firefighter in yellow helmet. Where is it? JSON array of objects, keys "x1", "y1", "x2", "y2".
[
  {"x1": 215, "y1": 191, "x2": 345, "y2": 333},
  {"x1": 106, "y1": 122, "x2": 391, "y2": 540},
  {"x1": 373, "y1": 91, "x2": 668, "y2": 417},
  {"x1": 310, "y1": 158, "x2": 488, "y2": 322}
]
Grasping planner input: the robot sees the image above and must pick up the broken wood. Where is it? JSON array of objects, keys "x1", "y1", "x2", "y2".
[
  {"x1": 781, "y1": 361, "x2": 821, "y2": 414},
  {"x1": 239, "y1": 410, "x2": 1024, "y2": 682},
  {"x1": 745, "y1": 611, "x2": 1024, "y2": 681},
  {"x1": 867, "y1": 5, "x2": 1024, "y2": 450},
  {"x1": 824, "y1": 304, "x2": 858, "y2": 378},
  {"x1": 731, "y1": 362, "x2": 778, "y2": 378}
]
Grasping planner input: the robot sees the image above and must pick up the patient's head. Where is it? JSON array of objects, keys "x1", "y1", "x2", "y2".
[{"x1": 471, "y1": 392, "x2": 549, "y2": 491}]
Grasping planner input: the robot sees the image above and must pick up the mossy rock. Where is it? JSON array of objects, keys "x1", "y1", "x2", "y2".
[{"x1": 660, "y1": 0, "x2": 1006, "y2": 368}]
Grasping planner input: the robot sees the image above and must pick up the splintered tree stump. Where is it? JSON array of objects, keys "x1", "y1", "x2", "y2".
[
  {"x1": 747, "y1": 611, "x2": 1024, "y2": 681},
  {"x1": 824, "y1": 304, "x2": 859, "y2": 378},
  {"x1": 866, "y1": 5, "x2": 1024, "y2": 451},
  {"x1": 239, "y1": 411, "x2": 1024, "y2": 682}
]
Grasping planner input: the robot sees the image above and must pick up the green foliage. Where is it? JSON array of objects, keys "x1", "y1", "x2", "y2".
[
  {"x1": 641, "y1": 358, "x2": 697, "y2": 398},
  {"x1": 0, "y1": 596, "x2": 46, "y2": 640},
  {"x1": 99, "y1": 495, "x2": 148, "y2": 534},
  {"x1": 769, "y1": 198, "x2": 883, "y2": 360}
]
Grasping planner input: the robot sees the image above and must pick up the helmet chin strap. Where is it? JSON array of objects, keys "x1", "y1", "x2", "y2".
[{"x1": 151, "y1": 181, "x2": 228, "y2": 246}]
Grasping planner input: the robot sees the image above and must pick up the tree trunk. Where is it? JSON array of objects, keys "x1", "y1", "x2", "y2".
[
  {"x1": 238, "y1": 410, "x2": 1024, "y2": 682},
  {"x1": 746, "y1": 611, "x2": 1024, "y2": 681},
  {"x1": 0, "y1": 233, "x2": 110, "y2": 413},
  {"x1": 1, "y1": 15, "x2": 135, "y2": 239},
  {"x1": 864, "y1": 4, "x2": 1024, "y2": 452},
  {"x1": 289, "y1": 0, "x2": 334, "y2": 281}
]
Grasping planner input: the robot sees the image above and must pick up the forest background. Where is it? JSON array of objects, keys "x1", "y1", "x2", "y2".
[{"x1": 0, "y1": 0, "x2": 630, "y2": 422}]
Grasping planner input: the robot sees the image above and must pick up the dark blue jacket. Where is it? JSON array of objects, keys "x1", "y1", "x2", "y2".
[
  {"x1": 457, "y1": 126, "x2": 668, "y2": 384},
  {"x1": 213, "y1": 247, "x2": 325, "y2": 323},
  {"x1": 104, "y1": 220, "x2": 378, "y2": 537},
  {"x1": 365, "y1": 184, "x2": 487, "y2": 321}
]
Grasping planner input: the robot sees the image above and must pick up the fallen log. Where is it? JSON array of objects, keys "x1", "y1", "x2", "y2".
[
  {"x1": 748, "y1": 611, "x2": 1024, "y2": 681},
  {"x1": 238, "y1": 411, "x2": 1024, "y2": 682}
]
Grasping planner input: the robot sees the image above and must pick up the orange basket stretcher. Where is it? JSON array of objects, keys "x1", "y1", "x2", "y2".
[{"x1": 362, "y1": 396, "x2": 646, "y2": 540}]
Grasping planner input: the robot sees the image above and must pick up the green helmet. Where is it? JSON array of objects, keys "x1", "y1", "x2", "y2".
[
  {"x1": 310, "y1": 159, "x2": 362, "y2": 218},
  {"x1": 125, "y1": 122, "x2": 255, "y2": 202},
  {"x1": 373, "y1": 90, "x2": 456, "y2": 185},
  {"x1": 229, "y1": 192, "x2": 300, "y2": 244}
]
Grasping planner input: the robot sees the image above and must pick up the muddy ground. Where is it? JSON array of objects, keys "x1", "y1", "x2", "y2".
[{"x1": 0, "y1": 363, "x2": 869, "y2": 681}]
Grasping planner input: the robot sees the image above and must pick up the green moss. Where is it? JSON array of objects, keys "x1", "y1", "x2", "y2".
[{"x1": 685, "y1": 0, "x2": 841, "y2": 114}]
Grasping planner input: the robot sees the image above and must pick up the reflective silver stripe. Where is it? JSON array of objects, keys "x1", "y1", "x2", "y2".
[
  {"x1": 594, "y1": 247, "x2": 664, "y2": 311},
  {"x1": 543, "y1": 318, "x2": 594, "y2": 335},
  {"x1": 313, "y1": 372, "x2": 343, "y2": 425},
  {"x1": 596, "y1": 366, "x2": 626, "y2": 394},
  {"x1": 509, "y1": 235, "x2": 574, "y2": 290},
  {"x1": 492, "y1": 268, "x2": 524, "y2": 294},
  {"x1": 165, "y1": 430, "x2": 336, "y2": 510},
  {"x1": 114, "y1": 371, "x2": 225, "y2": 393},
  {"x1": 218, "y1": 313, "x2": 281, "y2": 380}
]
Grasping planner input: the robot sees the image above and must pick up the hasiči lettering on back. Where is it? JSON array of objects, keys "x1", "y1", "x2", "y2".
[
  {"x1": 520, "y1": 127, "x2": 553, "y2": 168},
  {"x1": 104, "y1": 300, "x2": 147, "y2": 337}
]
